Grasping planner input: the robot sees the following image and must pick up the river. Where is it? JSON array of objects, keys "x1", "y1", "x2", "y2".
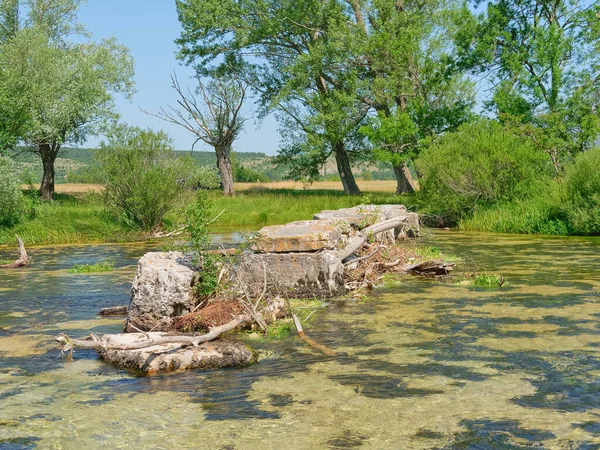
[{"x1": 0, "y1": 231, "x2": 599, "y2": 449}]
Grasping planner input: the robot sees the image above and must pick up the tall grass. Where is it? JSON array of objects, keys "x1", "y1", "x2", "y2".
[
  {"x1": 1, "y1": 188, "x2": 415, "y2": 246},
  {"x1": 205, "y1": 188, "x2": 415, "y2": 230},
  {"x1": 0, "y1": 193, "x2": 147, "y2": 246}
]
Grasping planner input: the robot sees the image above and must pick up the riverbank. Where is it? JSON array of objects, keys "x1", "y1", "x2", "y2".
[{"x1": 0, "y1": 187, "x2": 414, "y2": 246}]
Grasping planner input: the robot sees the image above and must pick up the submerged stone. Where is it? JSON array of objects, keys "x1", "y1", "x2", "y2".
[
  {"x1": 236, "y1": 250, "x2": 345, "y2": 298},
  {"x1": 252, "y1": 219, "x2": 351, "y2": 253},
  {"x1": 126, "y1": 252, "x2": 197, "y2": 332}
]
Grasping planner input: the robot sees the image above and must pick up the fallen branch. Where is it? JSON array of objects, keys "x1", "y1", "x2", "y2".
[
  {"x1": 152, "y1": 226, "x2": 185, "y2": 239},
  {"x1": 291, "y1": 312, "x2": 336, "y2": 356},
  {"x1": 98, "y1": 306, "x2": 128, "y2": 316},
  {"x1": 338, "y1": 218, "x2": 407, "y2": 261},
  {"x1": 55, "y1": 314, "x2": 251, "y2": 351},
  {"x1": 0, "y1": 235, "x2": 30, "y2": 268}
]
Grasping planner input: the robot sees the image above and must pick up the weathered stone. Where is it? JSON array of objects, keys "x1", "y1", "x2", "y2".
[
  {"x1": 252, "y1": 219, "x2": 350, "y2": 253},
  {"x1": 235, "y1": 251, "x2": 345, "y2": 298},
  {"x1": 99, "y1": 335, "x2": 256, "y2": 376},
  {"x1": 126, "y1": 252, "x2": 197, "y2": 332},
  {"x1": 314, "y1": 204, "x2": 420, "y2": 240}
]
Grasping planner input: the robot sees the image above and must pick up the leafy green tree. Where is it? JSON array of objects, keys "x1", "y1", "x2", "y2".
[
  {"x1": 176, "y1": 0, "x2": 366, "y2": 195},
  {"x1": 460, "y1": 0, "x2": 600, "y2": 170},
  {"x1": 348, "y1": 0, "x2": 475, "y2": 194},
  {"x1": 0, "y1": 0, "x2": 134, "y2": 199}
]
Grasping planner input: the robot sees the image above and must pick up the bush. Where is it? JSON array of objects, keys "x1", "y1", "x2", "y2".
[
  {"x1": 417, "y1": 120, "x2": 552, "y2": 224},
  {"x1": 188, "y1": 166, "x2": 222, "y2": 190},
  {"x1": 0, "y1": 156, "x2": 26, "y2": 227},
  {"x1": 233, "y1": 160, "x2": 270, "y2": 183},
  {"x1": 560, "y1": 148, "x2": 600, "y2": 235},
  {"x1": 95, "y1": 125, "x2": 195, "y2": 230}
]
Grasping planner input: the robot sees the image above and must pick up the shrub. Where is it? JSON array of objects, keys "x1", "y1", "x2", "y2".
[
  {"x1": 0, "y1": 156, "x2": 26, "y2": 227},
  {"x1": 233, "y1": 160, "x2": 270, "y2": 183},
  {"x1": 417, "y1": 120, "x2": 552, "y2": 224},
  {"x1": 187, "y1": 166, "x2": 222, "y2": 190},
  {"x1": 560, "y1": 148, "x2": 600, "y2": 235},
  {"x1": 95, "y1": 125, "x2": 195, "y2": 230}
]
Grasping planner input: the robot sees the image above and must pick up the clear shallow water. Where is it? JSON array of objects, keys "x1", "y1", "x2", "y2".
[{"x1": 1, "y1": 231, "x2": 600, "y2": 449}]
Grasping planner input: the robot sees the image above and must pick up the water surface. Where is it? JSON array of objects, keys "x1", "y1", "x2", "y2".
[{"x1": 1, "y1": 231, "x2": 599, "y2": 449}]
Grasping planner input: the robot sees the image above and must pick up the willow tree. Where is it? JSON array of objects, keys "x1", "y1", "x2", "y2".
[
  {"x1": 156, "y1": 75, "x2": 246, "y2": 196},
  {"x1": 0, "y1": 0, "x2": 134, "y2": 199},
  {"x1": 460, "y1": 0, "x2": 600, "y2": 170},
  {"x1": 342, "y1": 0, "x2": 475, "y2": 194},
  {"x1": 176, "y1": 0, "x2": 365, "y2": 195}
]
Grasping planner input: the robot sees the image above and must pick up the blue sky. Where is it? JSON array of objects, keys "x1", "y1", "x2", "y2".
[{"x1": 79, "y1": 1, "x2": 281, "y2": 154}]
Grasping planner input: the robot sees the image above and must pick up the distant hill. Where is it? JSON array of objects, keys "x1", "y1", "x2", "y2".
[{"x1": 9, "y1": 146, "x2": 394, "y2": 184}]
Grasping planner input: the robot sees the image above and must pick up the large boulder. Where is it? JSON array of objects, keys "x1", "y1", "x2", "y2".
[
  {"x1": 235, "y1": 250, "x2": 345, "y2": 298},
  {"x1": 252, "y1": 219, "x2": 351, "y2": 253},
  {"x1": 126, "y1": 252, "x2": 197, "y2": 332},
  {"x1": 99, "y1": 335, "x2": 257, "y2": 376}
]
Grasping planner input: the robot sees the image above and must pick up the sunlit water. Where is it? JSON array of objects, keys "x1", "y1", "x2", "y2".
[{"x1": 1, "y1": 231, "x2": 599, "y2": 449}]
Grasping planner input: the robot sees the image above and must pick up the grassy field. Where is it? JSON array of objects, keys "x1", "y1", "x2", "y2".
[{"x1": 1, "y1": 183, "x2": 413, "y2": 247}]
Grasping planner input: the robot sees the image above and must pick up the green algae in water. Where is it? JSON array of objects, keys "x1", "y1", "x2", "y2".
[
  {"x1": 67, "y1": 261, "x2": 115, "y2": 273},
  {"x1": 1, "y1": 233, "x2": 600, "y2": 448}
]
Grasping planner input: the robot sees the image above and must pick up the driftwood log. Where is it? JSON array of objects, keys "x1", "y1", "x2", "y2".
[
  {"x1": 55, "y1": 315, "x2": 251, "y2": 352},
  {"x1": 0, "y1": 235, "x2": 30, "y2": 268},
  {"x1": 338, "y1": 218, "x2": 407, "y2": 261}
]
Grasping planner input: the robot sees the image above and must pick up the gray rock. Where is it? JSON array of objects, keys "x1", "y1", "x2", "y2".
[
  {"x1": 314, "y1": 204, "x2": 420, "y2": 241},
  {"x1": 126, "y1": 252, "x2": 198, "y2": 332},
  {"x1": 252, "y1": 219, "x2": 350, "y2": 253},
  {"x1": 235, "y1": 250, "x2": 345, "y2": 298}
]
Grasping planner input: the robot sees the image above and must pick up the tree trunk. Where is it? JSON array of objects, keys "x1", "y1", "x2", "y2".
[
  {"x1": 333, "y1": 141, "x2": 361, "y2": 196},
  {"x1": 39, "y1": 143, "x2": 59, "y2": 201},
  {"x1": 393, "y1": 162, "x2": 418, "y2": 195},
  {"x1": 216, "y1": 144, "x2": 235, "y2": 196}
]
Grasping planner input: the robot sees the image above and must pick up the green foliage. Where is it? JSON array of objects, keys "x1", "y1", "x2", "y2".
[
  {"x1": 266, "y1": 321, "x2": 292, "y2": 340},
  {"x1": 186, "y1": 191, "x2": 220, "y2": 298},
  {"x1": 472, "y1": 274, "x2": 504, "y2": 288},
  {"x1": 95, "y1": 125, "x2": 195, "y2": 230},
  {"x1": 460, "y1": 197, "x2": 569, "y2": 235},
  {"x1": 560, "y1": 148, "x2": 600, "y2": 235},
  {"x1": 417, "y1": 120, "x2": 552, "y2": 224},
  {"x1": 0, "y1": 1, "x2": 135, "y2": 198},
  {"x1": 188, "y1": 166, "x2": 221, "y2": 190},
  {"x1": 460, "y1": 0, "x2": 600, "y2": 166},
  {"x1": 67, "y1": 261, "x2": 115, "y2": 273},
  {"x1": 232, "y1": 157, "x2": 269, "y2": 183},
  {"x1": 461, "y1": 147, "x2": 600, "y2": 236},
  {"x1": 0, "y1": 156, "x2": 27, "y2": 227},
  {"x1": 0, "y1": 192, "x2": 146, "y2": 246}
]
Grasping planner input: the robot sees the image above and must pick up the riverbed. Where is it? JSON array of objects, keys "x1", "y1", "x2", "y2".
[{"x1": 1, "y1": 231, "x2": 599, "y2": 448}]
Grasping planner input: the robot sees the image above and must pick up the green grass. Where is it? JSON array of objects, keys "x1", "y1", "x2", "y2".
[
  {"x1": 206, "y1": 188, "x2": 415, "y2": 230},
  {"x1": 0, "y1": 187, "x2": 416, "y2": 247},
  {"x1": 67, "y1": 261, "x2": 115, "y2": 273},
  {"x1": 460, "y1": 199, "x2": 569, "y2": 235},
  {"x1": 0, "y1": 193, "x2": 148, "y2": 246},
  {"x1": 472, "y1": 273, "x2": 504, "y2": 288}
]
